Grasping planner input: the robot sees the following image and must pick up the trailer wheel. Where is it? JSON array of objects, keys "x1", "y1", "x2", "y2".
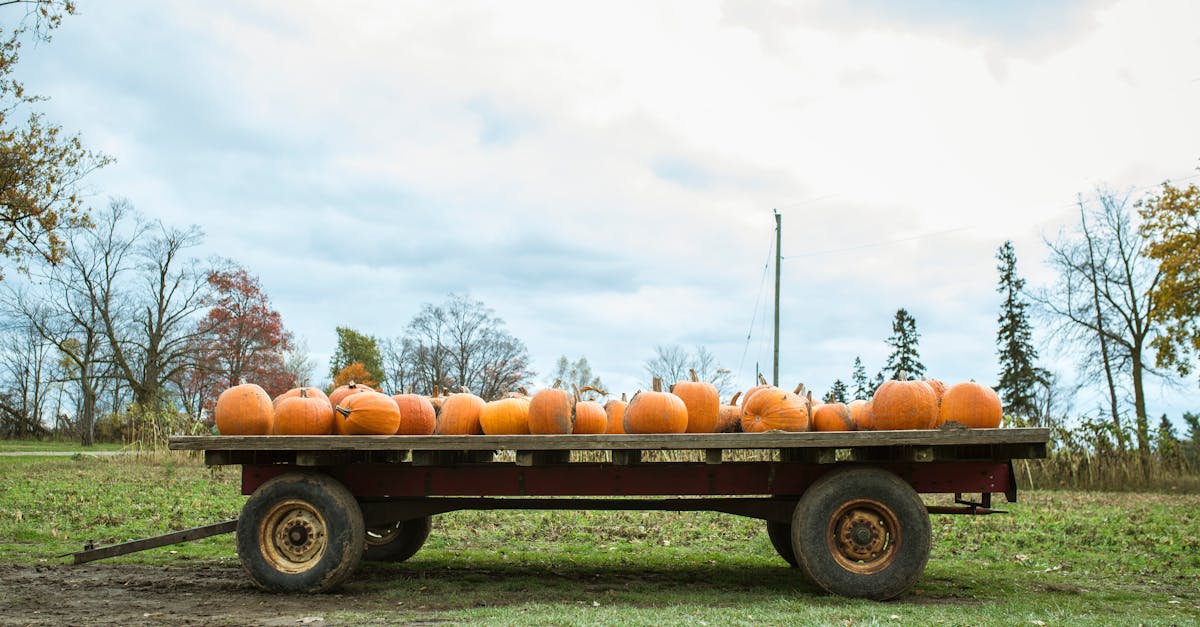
[
  {"x1": 363, "y1": 516, "x2": 432, "y2": 562},
  {"x1": 766, "y1": 521, "x2": 799, "y2": 568},
  {"x1": 791, "y1": 467, "x2": 930, "y2": 601},
  {"x1": 237, "y1": 472, "x2": 365, "y2": 593}
]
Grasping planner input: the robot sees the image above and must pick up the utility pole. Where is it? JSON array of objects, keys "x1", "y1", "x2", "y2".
[{"x1": 773, "y1": 209, "x2": 781, "y2": 387}]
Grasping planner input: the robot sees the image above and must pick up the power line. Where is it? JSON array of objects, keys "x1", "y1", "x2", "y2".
[{"x1": 737, "y1": 224, "x2": 775, "y2": 380}]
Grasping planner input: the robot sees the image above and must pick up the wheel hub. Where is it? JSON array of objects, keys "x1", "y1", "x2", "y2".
[
  {"x1": 259, "y1": 499, "x2": 328, "y2": 573},
  {"x1": 827, "y1": 499, "x2": 901, "y2": 574}
]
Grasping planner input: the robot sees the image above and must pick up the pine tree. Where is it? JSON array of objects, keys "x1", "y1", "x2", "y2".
[
  {"x1": 824, "y1": 379, "x2": 849, "y2": 403},
  {"x1": 882, "y1": 308, "x2": 924, "y2": 379},
  {"x1": 995, "y1": 240, "x2": 1042, "y2": 421},
  {"x1": 850, "y1": 357, "x2": 871, "y2": 400}
]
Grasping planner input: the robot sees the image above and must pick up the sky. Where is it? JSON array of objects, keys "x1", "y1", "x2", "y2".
[{"x1": 12, "y1": 0, "x2": 1200, "y2": 420}]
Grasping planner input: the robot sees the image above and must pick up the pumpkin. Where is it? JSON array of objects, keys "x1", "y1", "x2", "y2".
[
  {"x1": 859, "y1": 401, "x2": 878, "y2": 431},
  {"x1": 716, "y1": 391, "x2": 743, "y2": 433},
  {"x1": 938, "y1": 381, "x2": 1002, "y2": 428},
  {"x1": 812, "y1": 402, "x2": 855, "y2": 432},
  {"x1": 273, "y1": 386, "x2": 328, "y2": 409},
  {"x1": 329, "y1": 381, "x2": 374, "y2": 434},
  {"x1": 528, "y1": 381, "x2": 576, "y2": 434},
  {"x1": 215, "y1": 383, "x2": 274, "y2": 435},
  {"x1": 334, "y1": 391, "x2": 401, "y2": 435},
  {"x1": 427, "y1": 386, "x2": 449, "y2": 416},
  {"x1": 435, "y1": 390, "x2": 486, "y2": 435},
  {"x1": 480, "y1": 397, "x2": 531, "y2": 435},
  {"x1": 672, "y1": 369, "x2": 719, "y2": 433},
  {"x1": 273, "y1": 388, "x2": 334, "y2": 435},
  {"x1": 603, "y1": 393, "x2": 627, "y2": 434},
  {"x1": 572, "y1": 386, "x2": 608, "y2": 434},
  {"x1": 742, "y1": 372, "x2": 771, "y2": 408},
  {"x1": 925, "y1": 378, "x2": 947, "y2": 407},
  {"x1": 847, "y1": 399, "x2": 870, "y2": 430},
  {"x1": 391, "y1": 393, "x2": 437, "y2": 435},
  {"x1": 741, "y1": 386, "x2": 810, "y2": 432},
  {"x1": 624, "y1": 377, "x2": 688, "y2": 434},
  {"x1": 871, "y1": 379, "x2": 938, "y2": 430}
]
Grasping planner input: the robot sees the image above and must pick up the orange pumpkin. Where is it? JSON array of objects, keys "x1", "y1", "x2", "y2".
[
  {"x1": 480, "y1": 397, "x2": 531, "y2": 435},
  {"x1": 571, "y1": 385, "x2": 608, "y2": 434},
  {"x1": 742, "y1": 372, "x2": 771, "y2": 408},
  {"x1": 847, "y1": 399, "x2": 870, "y2": 430},
  {"x1": 672, "y1": 369, "x2": 719, "y2": 433},
  {"x1": 273, "y1": 386, "x2": 329, "y2": 409},
  {"x1": 329, "y1": 381, "x2": 373, "y2": 435},
  {"x1": 925, "y1": 378, "x2": 947, "y2": 406},
  {"x1": 334, "y1": 391, "x2": 401, "y2": 435},
  {"x1": 624, "y1": 377, "x2": 688, "y2": 434},
  {"x1": 741, "y1": 386, "x2": 810, "y2": 432},
  {"x1": 435, "y1": 391, "x2": 486, "y2": 435},
  {"x1": 859, "y1": 401, "x2": 877, "y2": 431},
  {"x1": 871, "y1": 379, "x2": 938, "y2": 430},
  {"x1": 273, "y1": 389, "x2": 334, "y2": 435},
  {"x1": 428, "y1": 386, "x2": 448, "y2": 414},
  {"x1": 215, "y1": 383, "x2": 274, "y2": 435},
  {"x1": 716, "y1": 391, "x2": 743, "y2": 433},
  {"x1": 938, "y1": 381, "x2": 1002, "y2": 428},
  {"x1": 812, "y1": 402, "x2": 855, "y2": 432},
  {"x1": 603, "y1": 393, "x2": 627, "y2": 434},
  {"x1": 528, "y1": 383, "x2": 576, "y2": 434},
  {"x1": 391, "y1": 393, "x2": 436, "y2": 435}
]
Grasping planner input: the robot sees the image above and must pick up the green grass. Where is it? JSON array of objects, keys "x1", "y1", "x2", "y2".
[
  {"x1": 0, "y1": 439, "x2": 124, "y2": 453},
  {"x1": 1, "y1": 454, "x2": 1198, "y2": 624}
]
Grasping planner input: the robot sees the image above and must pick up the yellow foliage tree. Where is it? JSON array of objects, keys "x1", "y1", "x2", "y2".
[
  {"x1": 333, "y1": 362, "x2": 378, "y2": 389},
  {"x1": 1138, "y1": 176, "x2": 1200, "y2": 382}
]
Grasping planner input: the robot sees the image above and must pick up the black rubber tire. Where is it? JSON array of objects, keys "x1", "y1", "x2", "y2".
[
  {"x1": 766, "y1": 521, "x2": 799, "y2": 568},
  {"x1": 237, "y1": 472, "x2": 365, "y2": 593},
  {"x1": 363, "y1": 516, "x2": 433, "y2": 562},
  {"x1": 791, "y1": 467, "x2": 931, "y2": 601}
]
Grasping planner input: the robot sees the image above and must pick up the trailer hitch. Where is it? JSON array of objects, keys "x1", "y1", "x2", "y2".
[{"x1": 925, "y1": 492, "x2": 1008, "y2": 516}]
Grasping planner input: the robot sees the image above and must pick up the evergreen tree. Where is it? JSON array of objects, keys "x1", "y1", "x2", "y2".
[
  {"x1": 329, "y1": 326, "x2": 384, "y2": 385},
  {"x1": 995, "y1": 241, "x2": 1042, "y2": 421},
  {"x1": 824, "y1": 379, "x2": 848, "y2": 403},
  {"x1": 882, "y1": 308, "x2": 924, "y2": 379},
  {"x1": 851, "y1": 356, "x2": 871, "y2": 400}
]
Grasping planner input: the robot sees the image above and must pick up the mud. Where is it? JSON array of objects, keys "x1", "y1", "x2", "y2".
[{"x1": 0, "y1": 563, "x2": 414, "y2": 626}]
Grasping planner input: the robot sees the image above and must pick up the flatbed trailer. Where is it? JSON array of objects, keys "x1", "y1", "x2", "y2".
[{"x1": 118, "y1": 428, "x2": 1048, "y2": 600}]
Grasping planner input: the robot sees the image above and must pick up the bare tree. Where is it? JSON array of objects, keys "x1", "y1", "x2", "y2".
[
  {"x1": 644, "y1": 344, "x2": 735, "y2": 396},
  {"x1": 91, "y1": 202, "x2": 212, "y2": 410},
  {"x1": 0, "y1": 319, "x2": 56, "y2": 437},
  {"x1": 282, "y1": 335, "x2": 318, "y2": 388},
  {"x1": 399, "y1": 294, "x2": 533, "y2": 399},
  {"x1": 1036, "y1": 189, "x2": 1164, "y2": 472}
]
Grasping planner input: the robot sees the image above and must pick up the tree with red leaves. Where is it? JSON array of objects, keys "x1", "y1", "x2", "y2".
[{"x1": 176, "y1": 265, "x2": 295, "y2": 421}]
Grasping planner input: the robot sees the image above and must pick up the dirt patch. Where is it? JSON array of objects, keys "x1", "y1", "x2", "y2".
[{"x1": 0, "y1": 563, "x2": 431, "y2": 626}]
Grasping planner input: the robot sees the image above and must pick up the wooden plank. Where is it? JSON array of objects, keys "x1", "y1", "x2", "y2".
[
  {"x1": 515, "y1": 451, "x2": 570, "y2": 466},
  {"x1": 70, "y1": 520, "x2": 238, "y2": 564},
  {"x1": 705, "y1": 449, "x2": 722, "y2": 465},
  {"x1": 171, "y1": 428, "x2": 1050, "y2": 453}
]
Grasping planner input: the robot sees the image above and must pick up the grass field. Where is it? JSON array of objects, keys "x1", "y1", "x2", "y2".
[
  {"x1": 1, "y1": 452, "x2": 1198, "y2": 625},
  {"x1": 0, "y1": 439, "x2": 124, "y2": 453}
]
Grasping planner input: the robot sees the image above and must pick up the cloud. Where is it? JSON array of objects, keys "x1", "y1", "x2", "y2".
[{"x1": 14, "y1": 0, "x2": 1200, "y2": 416}]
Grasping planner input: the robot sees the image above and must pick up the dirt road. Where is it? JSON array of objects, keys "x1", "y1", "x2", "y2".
[{"x1": 0, "y1": 563, "x2": 423, "y2": 626}]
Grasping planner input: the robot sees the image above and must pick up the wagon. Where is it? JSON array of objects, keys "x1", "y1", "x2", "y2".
[{"x1": 74, "y1": 428, "x2": 1047, "y2": 601}]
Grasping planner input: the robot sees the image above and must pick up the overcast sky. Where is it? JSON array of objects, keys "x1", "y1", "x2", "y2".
[{"x1": 15, "y1": 0, "x2": 1200, "y2": 418}]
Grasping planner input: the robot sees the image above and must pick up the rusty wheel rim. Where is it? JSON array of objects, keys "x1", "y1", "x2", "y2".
[
  {"x1": 365, "y1": 522, "x2": 402, "y2": 547},
  {"x1": 826, "y1": 498, "x2": 900, "y2": 574},
  {"x1": 259, "y1": 499, "x2": 328, "y2": 574}
]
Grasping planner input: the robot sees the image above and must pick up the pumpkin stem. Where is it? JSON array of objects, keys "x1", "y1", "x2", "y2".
[
  {"x1": 518, "y1": 386, "x2": 529, "y2": 397},
  {"x1": 579, "y1": 385, "x2": 607, "y2": 398},
  {"x1": 299, "y1": 389, "x2": 309, "y2": 399},
  {"x1": 689, "y1": 368, "x2": 698, "y2": 382},
  {"x1": 730, "y1": 391, "x2": 742, "y2": 405},
  {"x1": 621, "y1": 392, "x2": 627, "y2": 402},
  {"x1": 652, "y1": 377, "x2": 662, "y2": 392},
  {"x1": 572, "y1": 383, "x2": 581, "y2": 402},
  {"x1": 335, "y1": 405, "x2": 351, "y2": 418},
  {"x1": 898, "y1": 370, "x2": 908, "y2": 381},
  {"x1": 348, "y1": 380, "x2": 357, "y2": 389},
  {"x1": 459, "y1": 385, "x2": 471, "y2": 394},
  {"x1": 553, "y1": 378, "x2": 563, "y2": 390},
  {"x1": 757, "y1": 372, "x2": 768, "y2": 385},
  {"x1": 793, "y1": 383, "x2": 805, "y2": 395},
  {"x1": 433, "y1": 386, "x2": 441, "y2": 398}
]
